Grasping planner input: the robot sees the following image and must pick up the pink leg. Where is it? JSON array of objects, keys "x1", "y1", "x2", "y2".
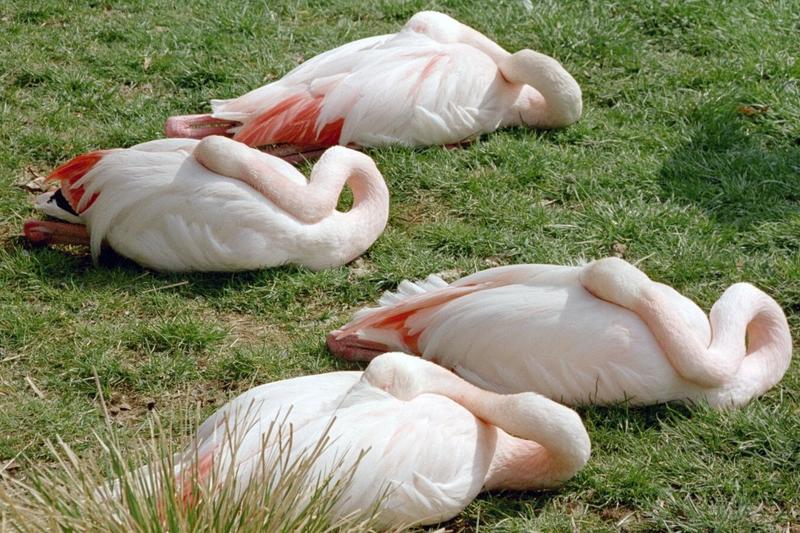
[
  {"x1": 24, "y1": 220, "x2": 90, "y2": 246},
  {"x1": 263, "y1": 144, "x2": 362, "y2": 165},
  {"x1": 326, "y1": 330, "x2": 390, "y2": 361},
  {"x1": 265, "y1": 144, "x2": 326, "y2": 158},
  {"x1": 279, "y1": 148, "x2": 330, "y2": 165},
  {"x1": 164, "y1": 114, "x2": 238, "y2": 139}
]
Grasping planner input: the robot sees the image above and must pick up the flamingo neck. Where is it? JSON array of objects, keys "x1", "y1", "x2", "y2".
[
  {"x1": 363, "y1": 354, "x2": 590, "y2": 490},
  {"x1": 465, "y1": 392, "x2": 591, "y2": 489},
  {"x1": 707, "y1": 283, "x2": 793, "y2": 406},
  {"x1": 580, "y1": 258, "x2": 792, "y2": 402},
  {"x1": 241, "y1": 149, "x2": 350, "y2": 224},
  {"x1": 193, "y1": 138, "x2": 388, "y2": 231},
  {"x1": 499, "y1": 50, "x2": 583, "y2": 129},
  {"x1": 403, "y1": 11, "x2": 510, "y2": 64},
  {"x1": 482, "y1": 434, "x2": 551, "y2": 491},
  {"x1": 331, "y1": 152, "x2": 390, "y2": 263}
]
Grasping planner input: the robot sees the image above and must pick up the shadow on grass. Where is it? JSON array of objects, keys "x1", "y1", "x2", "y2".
[
  {"x1": 578, "y1": 400, "x2": 694, "y2": 432},
  {"x1": 7, "y1": 237, "x2": 382, "y2": 324},
  {"x1": 8, "y1": 235, "x2": 280, "y2": 285},
  {"x1": 658, "y1": 100, "x2": 800, "y2": 230}
]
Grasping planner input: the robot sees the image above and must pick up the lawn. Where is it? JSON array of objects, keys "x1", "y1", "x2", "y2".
[{"x1": 1, "y1": 0, "x2": 799, "y2": 530}]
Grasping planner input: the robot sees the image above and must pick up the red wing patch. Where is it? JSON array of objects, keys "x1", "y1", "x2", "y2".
[
  {"x1": 47, "y1": 151, "x2": 106, "y2": 213},
  {"x1": 373, "y1": 309, "x2": 425, "y2": 354},
  {"x1": 335, "y1": 283, "x2": 492, "y2": 354},
  {"x1": 233, "y1": 93, "x2": 344, "y2": 148},
  {"x1": 179, "y1": 447, "x2": 216, "y2": 507}
]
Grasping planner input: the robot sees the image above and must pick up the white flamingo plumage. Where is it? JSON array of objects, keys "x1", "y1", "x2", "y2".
[
  {"x1": 105, "y1": 353, "x2": 590, "y2": 527},
  {"x1": 328, "y1": 258, "x2": 793, "y2": 408},
  {"x1": 164, "y1": 11, "x2": 582, "y2": 159},
  {"x1": 23, "y1": 137, "x2": 388, "y2": 272}
]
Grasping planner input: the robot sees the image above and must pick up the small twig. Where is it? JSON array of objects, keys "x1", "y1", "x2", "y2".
[
  {"x1": 0, "y1": 443, "x2": 32, "y2": 475},
  {"x1": 617, "y1": 512, "x2": 636, "y2": 527},
  {"x1": 25, "y1": 376, "x2": 45, "y2": 399},
  {"x1": 26, "y1": 166, "x2": 44, "y2": 180},
  {"x1": 112, "y1": 272, "x2": 150, "y2": 294},
  {"x1": 632, "y1": 252, "x2": 656, "y2": 267},
  {"x1": 129, "y1": 272, "x2": 150, "y2": 283},
  {"x1": 142, "y1": 280, "x2": 189, "y2": 294},
  {"x1": 1, "y1": 354, "x2": 22, "y2": 363}
]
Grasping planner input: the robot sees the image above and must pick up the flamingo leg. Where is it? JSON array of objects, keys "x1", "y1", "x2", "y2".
[
  {"x1": 165, "y1": 114, "x2": 239, "y2": 139},
  {"x1": 24, "y1": 220, "x2": 90, "y2": 246},
  {"x1": 326, "y1": 330, "x2": 390, "y2": 361},
  {"x1": 443, "y1": 137, "x2": 475, "y2": 150},
  {"x1": 263, "y1": 144, "x2": 334, "y2": 165},
  {"x1": 264, "y1": 143, "x2": 364, "y2": 165}
]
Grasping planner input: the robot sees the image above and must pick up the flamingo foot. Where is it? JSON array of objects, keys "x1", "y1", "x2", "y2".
[
  {"x1": 326, "y1": 330, "x2": 390, "y2": 361},
  {"x1": 165, "y1": 114, "x2": 239, "y2": 139},
  {"x1": 443, "y1": 137, "x2": 476, "y2": 150},
  {"x1": 23, "y1": 220, "x2": 90, "y2": 246}
]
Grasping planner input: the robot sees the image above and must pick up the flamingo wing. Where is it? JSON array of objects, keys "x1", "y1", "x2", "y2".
[
  {"x1": 57, "y1": 141, "x2": 317, "y2": 271},
  {"x1": 332, "y1": 265, "x2": 634, "y2": 397},
  {"x1": 318, "y1": 39, "x2": 503, "y2": 146},
  {"x1": 183, "y1": 371, "x2": 492, "y2": 526},
  {"x1": 209, "y1": 34, "x2": 393, "y2": 147},
  {"x1": 213, "y1": 33, "x2": 503, "y2": 148},
  {"x1": 210, "y1": 34, "x2": 393, "y2": 120},
  {"x1": 185, "y1": 372, "x2": 362, "y2": 485},
  {"x1": 335, "y1": 264, "x2": 567, "y2": 352},
  {"x1": 287, "y1": 388, "x2": 494, "y2": 526}
]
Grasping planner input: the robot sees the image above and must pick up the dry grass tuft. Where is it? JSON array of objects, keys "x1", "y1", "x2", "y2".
[{"x1": 0, "y1": 403, "x2": 394, "y2": 533}]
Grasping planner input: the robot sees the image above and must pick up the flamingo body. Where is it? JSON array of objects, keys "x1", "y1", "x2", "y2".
[
  {"x1": 25, "y1": 138, "x2": 389, "y2": 272},
  {"x1": 406, "y1": 267, "x2": 708, "y2": 404},
  {"x1": 192, "y1": 371, "x2": 491, "y2": 525},
  {"x1": 329, "y1": 259, "x2": 793, "y2": 408},
  {"x1": 165, "y1": 11, "x2": 582, "y2": 151},
  {"x1": 114, "y1": 354, "x2": 589, "y2": 527}
]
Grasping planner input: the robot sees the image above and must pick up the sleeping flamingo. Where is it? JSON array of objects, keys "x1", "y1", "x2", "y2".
[
  {"x1": 105, "y1": 353, "x2": 590, "y2": 527},
  {"x1": 23, "y1": 137, "x2": 389, "y2": 272},
  {"x1": 165, "y1": 11, "x2": 582, "y2": 161},
  {"x1": 328, "y1": 258, "x2": 793, "y2": 408}
]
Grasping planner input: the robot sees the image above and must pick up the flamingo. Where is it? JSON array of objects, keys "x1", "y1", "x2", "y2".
[
  {"x1": 22, "y1": 137, "x2": 389, "y2": 272},
  {"x1": 164, "y1": 11, "x2": 582, "y2": 161},
  {"x1": 328, "y1": 258, "x2": 793, "y2": 408},
  {"x1": 106, "y1": 353, "x2": 590, "y2": 527}
]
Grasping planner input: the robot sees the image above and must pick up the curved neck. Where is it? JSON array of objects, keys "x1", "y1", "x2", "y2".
[
  {"x1": 460, "y1": 390, "x2": 590, "y2": 489},
  {"x1": 283, "y1": 146, "x2": 389, "y2": 226},
  {"x1": 364, "y1": 354, "x2": 590, "y2": 490},
  {"x1": 326, "y1": 151, "x2": 390, "y2": 262},
  {"x1": 580, "y1": 258, "x2": 792, "y2": 396},
  {"x1": 631, "y1": 282, "x2": 791, "y2": 395},
  {"x1": 707, "y1": 283, "x2": 792, "y2": 402},
  {"x1": 194, "y1": 138, "x2": 388, "y2": 230},
  {"x1": 403, "y1": 11, "x2": 510, "y2": 64},
  {"x1": 499, "y1": 50, "x2": 582, "y2": 128}
]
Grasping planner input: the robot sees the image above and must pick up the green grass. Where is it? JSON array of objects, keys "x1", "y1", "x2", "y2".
[{"x1": 1, "y1": 0, "x2": 799, "y2": 530}]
